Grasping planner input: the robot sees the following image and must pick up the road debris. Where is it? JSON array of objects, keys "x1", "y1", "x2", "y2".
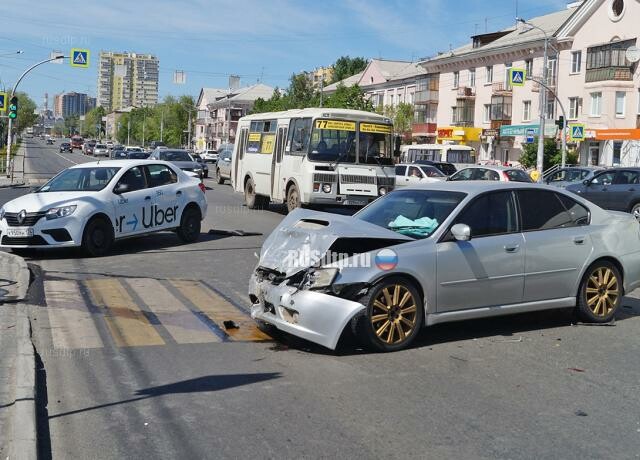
[
  {"x1": 574, "y1": 410, "x2": 588, "y2": 417},
  {"x1": 567, "y1": 367, "x2": 586, "y2": 373},
  {"x1": 491, "y1": 336, "x2": 523, "y2": 343},
  {"x1": 223, "y1": 320, "x2": 240, "y2": 330}
]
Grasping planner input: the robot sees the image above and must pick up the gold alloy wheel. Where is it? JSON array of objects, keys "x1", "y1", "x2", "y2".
[
  {"x1": 586, "y1": 267, "x2": 620, "y2": 317},
  {"x1": 371, "y1": 285, "x2": 418, "y2": 345}
]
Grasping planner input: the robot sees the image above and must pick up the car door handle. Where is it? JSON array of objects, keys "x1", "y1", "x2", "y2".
[
  {"x1": 504, "y1": 244, "x2": 520, "y2": 253},
  {"x1": 574, "y1": 236, "x2": 585, "y2": 245},
  {"x1": 145, "y1": 196, "x2": 151, "y2": 201},
  {"x1": 176, "y1": 191, "x2": 182, "y2": 196}
]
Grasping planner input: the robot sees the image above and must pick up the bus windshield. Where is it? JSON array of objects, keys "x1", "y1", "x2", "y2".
[{"x1": 308, "y1": 119, "x2": 392, "y2": 164}]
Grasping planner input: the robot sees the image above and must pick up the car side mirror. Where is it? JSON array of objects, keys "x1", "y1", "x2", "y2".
[
  {"x1": 114, "y1": 183, "x2": 130, "y2": 194},
  {"x1": 583, "y1": 179, "x2": 590, "y2": 186},
  {"x1": 451, "y1": 223, "x2": 471, "y2": 241}
]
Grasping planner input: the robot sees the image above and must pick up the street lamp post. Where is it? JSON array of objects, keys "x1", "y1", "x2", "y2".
[
  {"x1": 5, "y1": 54, "x2": 66, "y2": 177},
  {"x1": 516, "y1": 18, "x2": 550, "y2": 182}
]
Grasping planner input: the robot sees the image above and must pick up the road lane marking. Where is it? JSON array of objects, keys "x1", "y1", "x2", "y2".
[
  {"x1": 45, "y1": 280, "x2": 104, "y2": 350},
  {"x1": 170, "y1": 280, "x2": 270, "y2": 342},
  {"x1": 54, "y1": 150, "x2": 79, "y2": 165},
  {"x1": 85, "y1": 279, "x2": 165, "y2": 347},
  {"x1": 126, "y1": 278, "x2": 222, "y2": 344}
]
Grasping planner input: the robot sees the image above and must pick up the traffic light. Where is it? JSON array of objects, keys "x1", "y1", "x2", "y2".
[
  {"x1": 8, "y1": 96, "x2": 17, "y2": 120},
  {"x1": 555, "y1": 115, "x2": 564, "y2": 129}
]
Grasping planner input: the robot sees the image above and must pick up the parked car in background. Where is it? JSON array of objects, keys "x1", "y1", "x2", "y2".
[
  {"x1": 449, "y1": 166, "x2": 533, "y2": 183},
  {"x1": 125, "y1": 146, "x2": 144, "y2": 153},
  {"x1": 59, "y1": 142, "x2": 72, "y2": 153},
  {"x1": 566, "y1": 168, "x2": 640, "y2": 221},
  {"x1": 414, "y1": 160, "x2": 457, "y2": 177},
  {"x1": 46, "y1": 138, "x2": 54, "y2": 145},
  {"x1": 111, "y1": 146, "x2": 127, "y2": 159},
  {"x1": 93, "y1": 144, "x2": 109, "y2": 157},
  {"x1": 201, "y1": 149, "x2": 219, "y2": 164},
  {"x1": 190, "y1": 154, "x2": 209, "y2": 178},
  {"x1": 83, "y1": 139, "x2": 97, "y2": 155},
  {"x1": 148, "y1": 149, "x2": 205, "y2": 179},
  {"x1": 149, "y1": 141, "x2": 166, "y2": 150},
  {"x1": 395, "y1": 163, "x2": 446, "y2": 188},
  {"x1": 215, "y1": 148, "x2": 233, "y2": 184},
  {"x1": 544, "y1": 166, "x2": 604, "y2": 188}
]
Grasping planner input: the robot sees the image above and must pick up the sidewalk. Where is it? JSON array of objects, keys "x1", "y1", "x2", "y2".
[
  {"x1": 0, "y1": 142, "x2": 26, "y2": 188},
  {"x1": 0, "y1": 251, "x2": 36, "y2": 460}
]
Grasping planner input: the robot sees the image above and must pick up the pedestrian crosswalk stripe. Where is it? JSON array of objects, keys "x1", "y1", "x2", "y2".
[
  {"x1": 170, "y1": 280, "x2": 271, "y2": 342},
  {"x1": 45, "y1": 280, "x2": 104, "y2": 350},
  {"x1": 125, "y1": 278, "x2": 222, "y2": 344},
  {"x1": 85, "y1": 279, "x2": 165, "y2": 348}
]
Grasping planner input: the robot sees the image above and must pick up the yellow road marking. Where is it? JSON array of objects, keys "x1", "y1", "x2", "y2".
[
  {"x1": 85, "y1": 279, "x2": 164, "y2": 347},
  {"x1": 170, "y1": 280, "x2": 270, "y2": 342},
  {"x1": 126, "y1": 278, "x2": 221, "y2": 344},
  {"x1": 45, "y1": 280, "x2": 103, "y2": 350}
]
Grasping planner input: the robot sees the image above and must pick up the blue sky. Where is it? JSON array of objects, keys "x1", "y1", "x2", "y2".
[{"x1": 1, "y1": 0, "x2": 566, "y2": 108}]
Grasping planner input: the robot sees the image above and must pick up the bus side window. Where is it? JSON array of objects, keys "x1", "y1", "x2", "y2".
[{"x1": 287, "y1": 118, "x2": 311, "y2": 155}]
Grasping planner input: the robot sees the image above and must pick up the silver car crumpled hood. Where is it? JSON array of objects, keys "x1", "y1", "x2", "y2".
[{"x1": 258, "y1": 208, "x2": 412, "y2": 277}]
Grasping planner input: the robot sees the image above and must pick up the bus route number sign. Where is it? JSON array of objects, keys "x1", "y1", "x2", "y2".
[
  {"x1": 315, "y1": 120, "x2": 356, "y2": 131},
  {"x1": 360, "y1": 123, "x2": 393, "y2": 134}
]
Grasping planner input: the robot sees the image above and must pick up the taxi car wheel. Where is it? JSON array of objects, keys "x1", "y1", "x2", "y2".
[
  {"x1": 82, "y1": 217, "x2": 114, "y2": 257},
  {"x1": 216, "y1": 169, "x2": 225, "y2": 184},
  {"x1": 576, "y1": 261, "x2": 621, "y2": 323},
  {"x1": 177, "y1": 207, "x2": 201, "y2": 243},
  {"x1": 286, "y1": 184, "x2": 301, "y2": 214},
  {"x1": 630, "y1": 202, "x2": 640, "y2": 221},
  {"x1": 354, "y1": 277, "x2": 424, "y2": 352}
]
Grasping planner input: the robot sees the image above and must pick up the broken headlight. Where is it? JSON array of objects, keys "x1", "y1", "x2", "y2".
[{"x1": 303, "y1": 267, "x2": 338, "y2": 290}]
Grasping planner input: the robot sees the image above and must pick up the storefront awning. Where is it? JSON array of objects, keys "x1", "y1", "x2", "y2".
[
  {"x1": 437, "y1": 127, "x2": 482, "y2": 144},
  {"x1": 585, "y1": 129, "x2": 640, "y2": 141},
  {"x1": 499, "y1": 124, "x2": 557, "y2": 137}
]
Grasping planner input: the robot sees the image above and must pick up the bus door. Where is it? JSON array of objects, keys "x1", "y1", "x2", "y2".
[
  {"x1": 233, "y1": 128, "x2": 246, "y2": 188},
  {"x1": 271, "y1": 127, "x2": 286, "y2": 200}
]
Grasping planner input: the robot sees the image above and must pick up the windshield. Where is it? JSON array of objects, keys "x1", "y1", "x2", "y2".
[
  {"x1": 38, "y1": 167, "x2": 120, "y2": 192},
  {"x1": 356, "y1": 189, "x2": 466, "y2": 239},
  {"x1": 550, "y1": 169, "x2": 591, "y2": 183},
  {"x1": 96, "y1": 144, "x2": 107, "y2": 149},
  {"x1": 308, "y1": 119, "x2": 392, "y2": 164},
  {"x1": 160, "y1": 151, "x2": 192, "y2": 162}
]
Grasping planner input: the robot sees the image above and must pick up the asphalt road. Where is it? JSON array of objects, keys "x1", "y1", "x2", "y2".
[{"x1": 2, "y1": 138, "x2": 640, "y2": 459}]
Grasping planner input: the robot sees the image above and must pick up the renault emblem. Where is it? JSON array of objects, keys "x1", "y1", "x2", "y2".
[{"x1": 17, "y1": 209, "x2": 27, "y2": 225}]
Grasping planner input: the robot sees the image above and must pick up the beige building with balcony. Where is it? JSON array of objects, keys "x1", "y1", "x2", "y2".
[
  {"x1": 420, "y1": 0, "x2": 640, "y2": 166},
  {"x1": 97, "y1": 52, "x2": 159, "y2": 112}
]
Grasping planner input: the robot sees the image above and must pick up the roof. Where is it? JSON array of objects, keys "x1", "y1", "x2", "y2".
[
  {"x1": 239, "y1": 107, "x2": 391, "y2": 122},
  {"x1": 323, "y1": 71, "x2": 364, "y2": 92},
  {"x1": 206, "y1": 83, "x2": 275, "y2": 108},
  {"x1": 324, "y1": 59, "x2": 425, "y2": 92},
  {"x1": 422, "y1": 7, "x2": 578, "y2": 66}
]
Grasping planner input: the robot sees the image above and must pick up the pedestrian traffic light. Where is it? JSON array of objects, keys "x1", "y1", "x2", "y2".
[
  {"x1": 8, "y1": 96, "x2": 18, "y2": 120},
  {"x1": 555, "y1": 115, "x2": 564, "y2": 129}
]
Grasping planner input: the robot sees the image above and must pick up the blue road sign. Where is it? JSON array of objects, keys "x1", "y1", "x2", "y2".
[
  {"x1": 509, "y1": 68, "x2": 526, "y2": 87},
  {"x1": 526, "y1": 128, "x2": 535, "y2": 143},
  {"x1": 570, "y1": 124, "x2": 585, "y2": 141},
  {"x1": 0, "y1": 92, "x2": 6, "y2": 112},
  {"x1": 70, "y1": 48, "x2": 90, "y2": 68}
]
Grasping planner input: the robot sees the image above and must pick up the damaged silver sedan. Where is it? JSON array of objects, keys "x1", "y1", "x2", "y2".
[{"x1": 249, "y1": 182, "x2": 640, "y2": 352}]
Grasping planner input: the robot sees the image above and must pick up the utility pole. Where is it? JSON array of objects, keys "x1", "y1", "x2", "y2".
[
  {"x1": 160, "y1": 110, "x2": 164, "y2": 142},
  {"x1": 127, "y1": 117, "x2": 131, "y2": 145},
  {"x1": 5, "y1": 54, "x2": 66, "y2": 177},
  {"x1": 319, "y1": 78, "x2": 324, "y2": 108},
  {"x1": 187, "y1": 110, "x2": 192, "y2": 149}
]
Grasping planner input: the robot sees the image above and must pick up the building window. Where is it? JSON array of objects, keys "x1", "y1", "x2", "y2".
[
  {"x1": 486, "y1": 66, "x2": 493, "y2": 84},
  {"x1": 525, "y1": 59, "x2": 533, "y2": 79},
  {"x1": 590, "y1": 92, "x2": 602, "y2": 116},
  {"x1": 546, "y1": 98, "x2": 555, "y2": 119},
  {"x1": 547, "y1": 57, "x2": 557, "y2": 83},
  {"x1": 522, "y1": 100, "x2": 531, "y2": 122},
  {"x1": 613, "y1": 141, "x2": 622, "y2": 165},
  {"x1": 615, "y1": 91, "x2": 626, "y2": 116},
  {"x1": 453, "y1": 71, "x2": 460, "y2": 88},
  {"x1": 571, "y1": 51, "x2": 582, "y2": 73},
  {"x1": 491, "y1": 96, "x2": 512, "y2": 121},
  {"x1": 586, "y1": 38, "x2": 634, "y2": 82},
  {"x1": 469, "y1": 68, "x2": 476, "y2": 87},
  {"x1": 451, "y1": 106, "x2": 457, "y2": 124},
  {"x1": 569, "y1": 97, "x2": 581, "y2": 119},
  {"x1": 609, "y1": 0, "x2": 625, "y2": 20}
]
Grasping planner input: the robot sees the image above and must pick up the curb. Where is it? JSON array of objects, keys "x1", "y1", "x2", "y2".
[
  {"x1": 0, "y1": 182, "x2": 26, "y2": 189},
  {"x1": 0, "y1": 252, "x2": 30, "y2": 302},
  {"x1": 12, "y1": 306, "x2": 37, "y2": 460}
]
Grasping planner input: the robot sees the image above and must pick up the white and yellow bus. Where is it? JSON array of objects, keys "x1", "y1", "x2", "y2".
[
  {"x1": 400, "y1": 143, "x2": 476, "y2": 171},
  {"x1": 231, "y1": 108, "x2": 397, "y2": 212}
]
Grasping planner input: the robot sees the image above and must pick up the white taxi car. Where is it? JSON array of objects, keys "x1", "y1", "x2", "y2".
[{"x1": 0, "y1": 160, "x2": 208, "y2": 256}]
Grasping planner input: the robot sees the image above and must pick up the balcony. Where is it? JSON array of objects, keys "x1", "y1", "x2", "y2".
[
  {"x1": 457, "y1": 87, "x2": 475, "y2": 98},
  {"x1": 411, "y1": 122, "x2": 437, "y2": 136},
  {"x1": 585, "y1": 67, "x2": 633, "y2": 83},
  {"x1": 414, "y1": 89, "x2": 439, "y2": 104},
  {"x1": 492, "y1": 82, "x2": 512, "y2": 95}
]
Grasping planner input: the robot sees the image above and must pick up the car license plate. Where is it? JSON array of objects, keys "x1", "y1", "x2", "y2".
[
  {"x1": 6, "y1": 227, "x2": 34, "y2": 237},
  {"x1": 344, "y1": 199, "x2": 368, "y2": 206}
]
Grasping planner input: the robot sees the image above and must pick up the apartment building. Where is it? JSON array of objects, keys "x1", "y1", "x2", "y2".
[
  {"x1": 97, "y1": 52, "x2": 159, "y2": 112},
  {"x1": 420, "y1": 0, "x2": 640, "y2": 166},
  {"x1": 303, "y1": 66, "x2": 335, "y2": 89},
  {"x1": 54, "y1": 92, "x2": 95, "y2": 118},
  {"x1": 194, "y1": 84, "x2": 275, "y2": 151}
]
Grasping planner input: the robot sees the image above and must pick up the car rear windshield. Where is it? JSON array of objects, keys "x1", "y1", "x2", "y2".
[
  {"x1": 38, "y1": 167, "x2": 120, "y2": 192},
  {"x1": 160, "y1": 151, "x2": 192, "y2": 162},
  {"x1": 435, "y1": 163, "x2": 457, "y2": 176},
  {"x1": 356, "y1": 189, "x2": 466, "y2": 239},
  {"x1": 505, "y1": 169, "x2": 533, "y2": 182}
]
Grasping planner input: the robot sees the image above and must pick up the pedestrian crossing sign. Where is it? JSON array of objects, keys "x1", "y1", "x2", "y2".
[
  {"x1": 569, "y1": 123, "x2": 585, "y2": 142},
  {"x1": 0, "y1": 92, "x2": 6, "y2": 112},
  {"x1": 509, "y1": 68, "x2": 526, "y2": 87},
  {"x1": 70, "y1": 48, "x2": 90, "y2": 68}
]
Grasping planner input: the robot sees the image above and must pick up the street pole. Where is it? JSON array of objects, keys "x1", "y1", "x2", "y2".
[
  {"x1": 530, "y1": 76, "x2": 568, "y2": 169},
  {"x1": 188, "y1": 110, "x2": 192, "y2": 149},
  {"x1": 127, "y1": 117, "x2": 131, "y2": 146},
  {"x1": 160, "y1": 110, "x2": 164, "y2": 142},
  {"x1": 142, "y1": 112, "x2": 146, "y2": 147},
  {"x1": 536, "y1": 37, "x2": 549, "y2": 182},
  {"x1": 5, "y1": 55, "x2": 66, "y2": 177}
]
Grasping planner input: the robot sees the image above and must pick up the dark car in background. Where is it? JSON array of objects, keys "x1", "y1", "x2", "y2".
[
  {"x1": 414, "y1": 160, "x2": 457, "y2": 176},
  {"x1": 566, "y1": 168, "x2": 640, "y2": 220},
  {"x1": 544, "y1": 166, "x2": 604, "y2": 189},
  {"x1": 148, "y1": 149, "x2": 205, "y2": 178},
  {"x1": 191, "y1": 154, "x2": 209, "y2": 178},
  {"x1": 59, "y1": 142, "x2": 72, "y2": 153}
]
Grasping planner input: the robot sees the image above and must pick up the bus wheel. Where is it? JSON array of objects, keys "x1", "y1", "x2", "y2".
[
  {"x1": 286, "y1": 184, "x2": 301, "y2": 214},
  {"x1": 245, "y1": 178, "x2": 262, "y2": 209}
]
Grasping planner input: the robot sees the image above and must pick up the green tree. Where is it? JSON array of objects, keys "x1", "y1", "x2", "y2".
[
  {"x1": 323, "y1": 84, "x2": 374, "y2": 112},
  {"x1": 14, "y1": 92, "x2": 38, "y2": 132},
  {"x1": 82, "y1": 106, "x2": 106, "y2": 138},
  {"x1": 380, "y1": 103, "x2": 414, "y2": 136},
  {"x1": 519, "y1": 138, "x2": 575, "y2": 170},
  {"x1": 64, "y1": 114, "x2": 79, "y2": 136},
  {"x1": 330, "y1": 56, "x2": 368, "y2": 84}
]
